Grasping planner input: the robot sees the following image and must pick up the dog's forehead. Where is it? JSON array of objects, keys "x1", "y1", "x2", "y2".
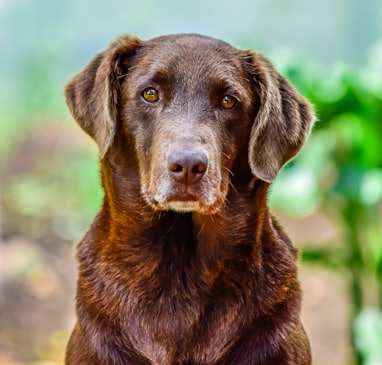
[
  {"x1": 134, "y1": 34, "x2": 244, "y2": 79},
  {"x1": 146, "y1": 33, "x2": 236, "y2": 53}
]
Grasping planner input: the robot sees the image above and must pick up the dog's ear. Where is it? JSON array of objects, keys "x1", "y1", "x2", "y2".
[
  {"x1": 65, "y1": 35, "x2": 142, "y2": 156},
  {"x1": 244, "y1": 52, "x2": 315, "y2": 182}
]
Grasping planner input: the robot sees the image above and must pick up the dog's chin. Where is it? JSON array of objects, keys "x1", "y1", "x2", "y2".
[
  {"x1": 146, "y1": 194, "x2": 223, "y2": 215},
  {"x1": 164, "y1": 201, "x2": 202, "y2": 213}
]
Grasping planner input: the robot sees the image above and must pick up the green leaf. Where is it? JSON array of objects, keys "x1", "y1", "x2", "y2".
[{"x1": 354, "y1": 308, "x2": 382, "y2": 364}]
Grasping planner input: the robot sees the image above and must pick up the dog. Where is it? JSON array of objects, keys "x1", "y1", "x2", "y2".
[{"x1": 64, "y1": 33, "x2": 314, "y2": 365}]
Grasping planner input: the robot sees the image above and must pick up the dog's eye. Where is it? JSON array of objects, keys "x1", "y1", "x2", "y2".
[
  {"x1": 220, "y1": 95, "x2": 237, "y2": 109},
  {"x1": 142, "y1": 88, "x2": 159, "y2": 103}
]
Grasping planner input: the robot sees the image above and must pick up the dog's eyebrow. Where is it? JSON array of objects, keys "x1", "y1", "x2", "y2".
[
  {"x1": 117, "y1": 73, "x2": 128, "y2": 79},
  {"x1": 117, "y1": 64, "x2": 142, "y2": 80}
]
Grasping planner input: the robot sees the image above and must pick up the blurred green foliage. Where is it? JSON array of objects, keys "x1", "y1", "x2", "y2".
[{"x1": 270, "y1": 41, "x2": 382, "y2": 365}]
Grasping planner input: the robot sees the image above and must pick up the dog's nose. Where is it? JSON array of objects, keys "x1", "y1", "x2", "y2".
[{"x1": 168, "y1": 149, "x2": 208, "y2": 185}]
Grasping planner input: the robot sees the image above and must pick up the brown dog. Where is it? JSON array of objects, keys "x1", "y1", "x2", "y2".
[{"x1": 64, "y1": 34, "x2": 314, "y2": 365}]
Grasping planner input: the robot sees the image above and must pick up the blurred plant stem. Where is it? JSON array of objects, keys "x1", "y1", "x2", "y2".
[
  {"x1": 344, "y1": 202, "x2": 365, "y2": 365},
  {"x1": 344, "y1": 202, "x2": 364, "y2": 315}
]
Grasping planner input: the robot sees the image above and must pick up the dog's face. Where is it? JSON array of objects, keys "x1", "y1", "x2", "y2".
[
  {"x1": 119, "y1": 35, "x2": 257, "y2": 214},
  {"x1": 65, "y1": 34, "x2": 314, "y2": 215}
]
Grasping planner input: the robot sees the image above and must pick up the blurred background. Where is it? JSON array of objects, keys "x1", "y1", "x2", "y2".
[{"x1": 1, "y1": 0, "x2": 382, "y2": 364}]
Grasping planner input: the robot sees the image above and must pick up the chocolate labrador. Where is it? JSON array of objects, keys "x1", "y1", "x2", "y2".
[{"x1": 64, "y1": 33, "x2": 314, "y2": 365}]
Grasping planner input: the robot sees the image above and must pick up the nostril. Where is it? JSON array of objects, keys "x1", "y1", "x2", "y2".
[
  {"x1": 170, "y1": 163, "x2": 184, "y2": 174},
  {"x1": 192, "y1": 163, "x2": 207, "y2": 175}
]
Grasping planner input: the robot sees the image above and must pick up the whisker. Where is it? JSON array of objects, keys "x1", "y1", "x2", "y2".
[
  {"x1": 223, "y1": 166, "x2": 234, "y2": 177},
  {"x1": 228, "y1": 179, "x2": 239, "y2": 196},
  {"x1": 221, "y1": 152, "x2": 231, "y2": 160}
]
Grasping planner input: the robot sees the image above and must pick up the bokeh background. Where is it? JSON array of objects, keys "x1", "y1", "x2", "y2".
[{"x1": 1, "y1": 0, "x2": 382, "y2": 364}]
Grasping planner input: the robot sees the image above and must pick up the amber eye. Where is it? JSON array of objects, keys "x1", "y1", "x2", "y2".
[
  {"x1": 142, "y1": 88, "x2": 159, "y2": 103},
  {"x1": 221, "y1": 95, "x2": 236, "y2": 109}
]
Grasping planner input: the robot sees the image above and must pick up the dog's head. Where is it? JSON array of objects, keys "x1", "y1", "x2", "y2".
[{"x1": 65, "y1": 34, "x2": 314, "y2": 215}]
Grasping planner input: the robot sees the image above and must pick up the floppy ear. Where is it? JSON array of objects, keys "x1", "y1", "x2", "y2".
[
  {"x1": 245, "y1": 52, "x2": 315, "y2": 182},
  {"x1": 65, "y1": 35, "x2": 142, "y2": 156}
]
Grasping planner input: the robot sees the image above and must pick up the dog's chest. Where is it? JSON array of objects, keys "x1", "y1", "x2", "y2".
[
  {"x1": 124, "y1": 294, "x2": 246, "y2": 364},
  {"x1": 93, "y1": 213, "x2": 255, "y2": 363}
]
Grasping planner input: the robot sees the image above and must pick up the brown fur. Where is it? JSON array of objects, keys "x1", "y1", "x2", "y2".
[{"x1": 64, "y1": 34, "x2": 315, "y2": 365}]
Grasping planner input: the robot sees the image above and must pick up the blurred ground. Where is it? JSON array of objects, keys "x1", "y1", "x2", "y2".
[
  {"x1": 0, "y1": 234, "x2": 75, "y2": 364},
  {"x1": 0, "y1": 123, "x2": 353, "y2": 365},
  {"x1": 287, "y1": 215, "x2": 353, "y2": 365}
]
